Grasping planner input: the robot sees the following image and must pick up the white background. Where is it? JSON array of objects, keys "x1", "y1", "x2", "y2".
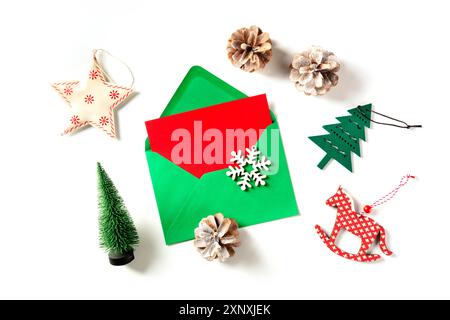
[{"x1": 0, "y1": 0, "x2": 447, "y2": 299}]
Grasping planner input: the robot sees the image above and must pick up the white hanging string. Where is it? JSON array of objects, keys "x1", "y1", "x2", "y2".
[{"x1": 93, "y1": 49, "x2": 135, "y2": 88}]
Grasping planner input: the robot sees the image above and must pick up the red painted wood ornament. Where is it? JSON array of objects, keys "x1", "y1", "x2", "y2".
[{"x1": 316, "y1": 175, "x2": 415, "y2": 262}]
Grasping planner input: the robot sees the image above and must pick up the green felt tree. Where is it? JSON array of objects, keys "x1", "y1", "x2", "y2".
[
  {"x1": 309, "y1": 104, "x2": 372, "y2": 172},
  {"x1": 97, "y1": 162, "x2": 139, "y2": 266}
]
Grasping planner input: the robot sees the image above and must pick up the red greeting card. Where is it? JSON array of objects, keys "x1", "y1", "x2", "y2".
[{"x1": 145, "y1": 94, "x2": 272, "y2": 178}]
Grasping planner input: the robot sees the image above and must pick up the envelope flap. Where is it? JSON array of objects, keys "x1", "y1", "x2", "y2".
[
  {"x1": 147, "y1": 65, "x2": 246, "y2": 155},
  {"x1": 162, "y1": 66, "x2": 247, "y2": 117}
]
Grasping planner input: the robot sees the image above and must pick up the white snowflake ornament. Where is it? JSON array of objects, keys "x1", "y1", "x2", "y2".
[{"x1": 226, "y1": 145, "x2": 272, "y2": 191}]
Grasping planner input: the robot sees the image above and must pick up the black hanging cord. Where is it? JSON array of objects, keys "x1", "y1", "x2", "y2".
[{"x1": 357, "y1": 106, "x2": 422, "y2": 129}]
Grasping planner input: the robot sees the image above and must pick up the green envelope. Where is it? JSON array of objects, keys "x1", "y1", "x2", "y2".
[{"x1": 145, "y1": 66, "x2": 299, "y2": 245}]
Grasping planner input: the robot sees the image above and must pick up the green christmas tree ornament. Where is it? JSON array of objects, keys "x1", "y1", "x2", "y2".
[
  {"x1": 97, "y1": 162, "x2": 139, "y2": 266},
  {"x1": 309, "y1": 104, "x2": 422, "y2": 172},
  {"x1": 309, "y1": 104, "x2": 372, "y2": 172}
]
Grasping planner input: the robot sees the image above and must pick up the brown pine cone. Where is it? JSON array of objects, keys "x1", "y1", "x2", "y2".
[
  {"x1": 290, "y1": 46, "x2": 340, "y2": 96},
  {"x1": 227, "y1": 25, "x2": 272, "y2": 72},
  {"x1": 194, "y1": 213, "x2": 240, "y2": 262}
]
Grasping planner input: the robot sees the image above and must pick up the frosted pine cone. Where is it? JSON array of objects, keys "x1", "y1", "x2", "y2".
[
  {"x1": 194, "y1": 213, "x2": 240, "y2": 262},
  {"x1": 290, "y1": 46, "x2": 340, "y2": 96},
  {"x1": 227, "y1": 25, "x2": 272, "y2": 72}
]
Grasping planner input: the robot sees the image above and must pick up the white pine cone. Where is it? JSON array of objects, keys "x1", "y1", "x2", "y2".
[
  {"x1": 194, "y1": 213, "x2": 240, "y2": 262},
  {"x1": 289, "y1": 46, "x2": 340, "y2": 96},
  {"x1": 227, "y1": 25, "x2": 272, "y2": 72}
]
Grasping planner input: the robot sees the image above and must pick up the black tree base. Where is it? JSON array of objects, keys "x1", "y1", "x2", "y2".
[{"x1": 108, "y1": 250, "x2": 135, "y2": 266}]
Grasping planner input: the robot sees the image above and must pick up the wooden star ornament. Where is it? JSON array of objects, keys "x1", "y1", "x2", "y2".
[{"x1": 52, "y1": 50, "x2": 134, "y2": 138}]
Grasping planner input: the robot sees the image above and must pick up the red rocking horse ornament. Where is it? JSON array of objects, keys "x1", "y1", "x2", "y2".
[{"x1": 316, "y1": 175, "x2": 415, "y2": 262}]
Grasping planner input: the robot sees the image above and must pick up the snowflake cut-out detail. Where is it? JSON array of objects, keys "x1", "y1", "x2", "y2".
[{"x1": 226, "y1": 145, "x2": 272, "y2": 191}]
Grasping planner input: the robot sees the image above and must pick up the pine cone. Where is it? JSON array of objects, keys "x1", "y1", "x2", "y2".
[
  {"x1": 194, "y1": 213, "x2": 240, "y2": 262},
  {"x1": 227, "y1": 25, "x2": 272, "y2": 72},
  {"x1": 289, "y1": 46, "x2": 340, "y2": 96}
]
